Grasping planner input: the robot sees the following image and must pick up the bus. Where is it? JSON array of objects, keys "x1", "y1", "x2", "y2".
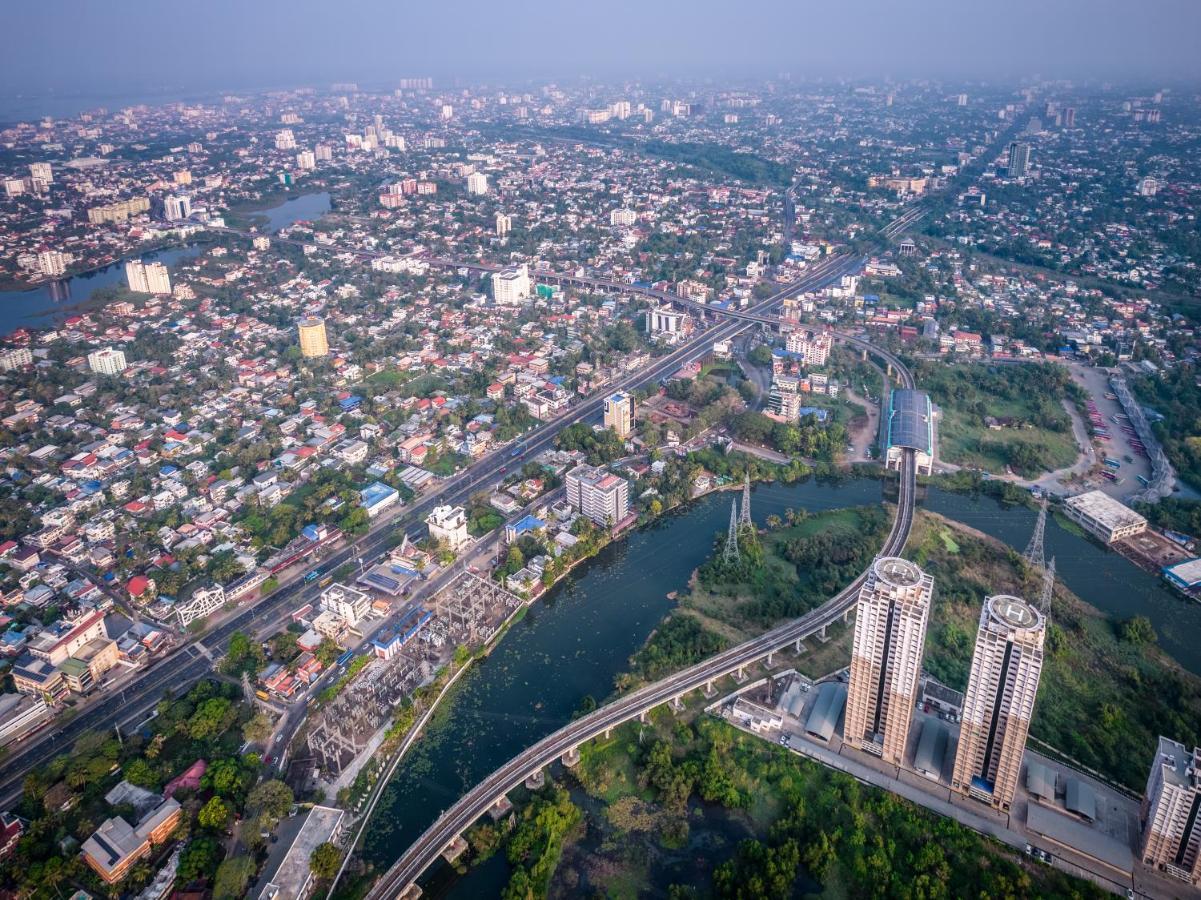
[
  {"x1": 336, "y1": 650, "x2": 355, "y2": 667},
  {"x1": 1137, "y1": 474, "x2": 1151, "y2": 487},
  {"x1": 511, "y1": 441, "x2": 527, "y2": 458},
  {"x1": 303, "y1": 570, "x2": 321, "y2": 583},
  {"x1": 318, "y1": 575, "x2": 334, "y2": 588},
  {"x1": 1100, "y1": 470, "x2": 1119, "y2": 482},
  {"x1": 1103, "y1": 458, "x2": 1121, "y2": 469}
]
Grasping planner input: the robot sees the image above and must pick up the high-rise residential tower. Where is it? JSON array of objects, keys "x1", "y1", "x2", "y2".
[
  {"x1": 1140, "y1": 736, "x2": 1201, "y2": 885},
  {"x1": 951, "y1": 594, "x2": 1046, "y2": 811},
  {"x1": 603, "y1": 392, "x2": 634, "y2": 439},
  {"x1": 297, "y1": 317, "x2": 330, "y2": 358},
  {"x1": 844, "y1": 557, "x2": 934, "y2": 765},
  {"x1": 1007, "y1": 141, "x2": 1031, "y2": 178}
]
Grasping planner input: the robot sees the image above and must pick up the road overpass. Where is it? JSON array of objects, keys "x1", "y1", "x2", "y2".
[{"x1": 364, "y1": 361, "x2": 918, "y2": 900}]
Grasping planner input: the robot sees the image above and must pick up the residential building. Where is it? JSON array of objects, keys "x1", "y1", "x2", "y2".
[
  {"x1": 320, "y1": 583, "x2": 372, "y2": 627},
  {"x1": 784, "y1": 327, "x2": 832, "y2": 366},
  {"x1": 495, "y1": 213, "x2": 511, "y2": 236},
  {"x1": 951, "y1": 594, "x2": 1046, "y2": 811},
  {"x1": 296, "y1": 150, "x2": 316, "y2": 170},
  {"x1": 1007, "y1": 141, "x2": 1031, "y2": 178},
  {"x1": 36, "y1": 249, "x2": 68, "y2": 278},
  {"x1": 610, "y1": 208, "x2": 637, "y2": 226},
  {"x1": 124, "y1": 260, "x2": 170, "y2": 294},
  {"x1": 163, "y1": 195, "x2": 190, "y2": 221},
  {"x1": 82, "y1": 797, "x2": 181, "y2": 884},
  {"x1": 466, "y1": 171, "x2": 488, "y2": 195},
  {"x1": 426, "y1": 505, "x2": 470, "y2": 550},
  {"x1": 491, "y1": 264, "x2": 531, "y2": 304},
  {"x1": 603, "y1": 391, "x2": 634, "y2": 439},
  {"x1": 1063, "y1": 491, "x2": 1146, "y2": 543},
  {"x1": 0, "y1": 347, "x2": 33, "y2": 371},
  {"x1": 88, "y1": 347, "x2": 128, "y2": 375},
  {"x1": 565, "y1": 464, "x2": 629, "y2": 527},
  {"x1": 646, "y1": 307, "x2": 686, "y2": 336},
  {"x1": 0, "y1": 692, "x2": 52, "y2": 746},
  {"x1": 844, "y1": 557, "x2": 933, "y2": 765},
  {"x1": 297, "y1": 316, "x2": 329, "y2": 357},
  {"x1": 1140, "y1": 736, "x2": 1201, "y2": 884}
]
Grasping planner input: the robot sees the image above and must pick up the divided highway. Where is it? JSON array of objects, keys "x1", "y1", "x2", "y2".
[{"x1": 0, "y1": 250, "x2": 856, "y2": 806}]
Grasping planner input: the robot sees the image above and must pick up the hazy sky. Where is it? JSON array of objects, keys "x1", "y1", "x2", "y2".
[{"x1": 2, "y1": 0, "x2": 1200, "y2": 102}]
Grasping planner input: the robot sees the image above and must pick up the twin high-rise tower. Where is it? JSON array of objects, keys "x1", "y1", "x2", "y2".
[
  {"x1": 845, "y1": 557, "x2": 934, "y2": 765},
  {"x1": 845, "y1": 550, "x2": 1047, "y2": 811},
  {"x1": 951, "y1": 594, "x2": 1046, "y2": 811}
]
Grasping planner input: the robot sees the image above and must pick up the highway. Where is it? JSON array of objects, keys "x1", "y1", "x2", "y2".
[
  {"x1": 0, "y1": 249, "x2": 858, "y2": 806},
  {"x1": 365, "y1": 355, "x2": 917, "y2": 898}
]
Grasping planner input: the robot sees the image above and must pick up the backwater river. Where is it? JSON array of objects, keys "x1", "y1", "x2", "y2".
[{"x1": 362, "y1": 476, "x2": 1201, "y2": 894}]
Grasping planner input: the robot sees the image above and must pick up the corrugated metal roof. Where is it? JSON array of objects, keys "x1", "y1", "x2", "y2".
[
  {"x1": 887, "y1": 389, "x2": 932, "y2": 453},
  {"x1": 1026, "y1": 759, "x2": 1057, "y2": 800},
  {"x1": 804, "y1": 681, "x2": 847, "y2": 741},
  {"x1": 913, "y1": 719, "x2": 949, "y2": 777}
]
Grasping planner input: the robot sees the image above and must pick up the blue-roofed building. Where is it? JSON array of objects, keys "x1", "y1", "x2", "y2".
[
  {"x1": 885, "y1": 388, "x2": 934, "y2": 475},
  {"x1": 504, "y1": 514, "x2": 545, "y2": 544},
  {"x1": 338, "y1": 395, "x2": 363, "y2": 411},
  {"x1": 371, "y1": 606, "x2": 432, "y2": 659},
  {"x1": 360, "y1": 481, "x2": 400, "y2": 518},
  {"x1": 796, "y1": 406, "x2": 830, "y2": 423}
]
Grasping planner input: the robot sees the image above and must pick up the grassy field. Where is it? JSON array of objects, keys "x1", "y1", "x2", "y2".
[
  {"x1": 917, "y1": 361, "x2": 1082, "y2": 477},
  {"x1": 907, "y1": 511, "x2": 1201, "y2": 791}
]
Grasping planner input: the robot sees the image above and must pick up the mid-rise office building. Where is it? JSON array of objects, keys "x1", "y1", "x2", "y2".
[
  {"x1": 88, "y1": 347, "x2": 128, "y2": 376},
  {"x1": 604, "y1": 392, "x2": 635, "y2": 439},
  {"x1": 844, "y1": 557, "x2": 933, "y2": 765},
  {"x1": 491, "y1": 264, "x2": 531, "y2": 304},
  {"x1": 951, "y1": 594, "x2": 1046, "y2": 811},
  {"x1": 566, "y1": 464, "x2": 630, "y2": 527},
  {"x1": 297, "y1": 316, "x2": 329, "y2": 357},
  {"x1": 1140, "y1": 736, "x2": 1201, "y2": 884},
  {"x1": 1007, "y1": 141, "x2": 1031, "y2": 178}
]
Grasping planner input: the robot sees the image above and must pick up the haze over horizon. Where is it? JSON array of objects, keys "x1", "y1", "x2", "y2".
[{"x1": 2, "y1": 0, "x2": 1200, "y2": 114}]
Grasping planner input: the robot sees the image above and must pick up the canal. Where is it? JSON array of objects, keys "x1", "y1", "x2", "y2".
[
  {"x1": 364, "y1": 475, "x2": 1201, "y2": 891},
  {"x1": 0, "y1": 190, "x2": 330, "y2": 337}
]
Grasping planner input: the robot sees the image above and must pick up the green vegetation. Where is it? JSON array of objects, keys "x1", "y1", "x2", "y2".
[
  {"x1": 501, "y1": 786, "x2": 582, "y2": 900},
  {"x1": 620, "y1": 504, "x2": 890, "y2": 693},
  {"x1": 1135, "y1": 495, "x2": 1201, "y2": 537},
  {"x1": 642, "y1": 140, "x2": 793, "y2": 188},
  {"x1": 910, "y1": 512, "x2": 1201, "y2": 790},
  {"x1": 917, "y1": 361, "x2": 1082, "y2": 477},
  {"x1": 728, "y1": 409, "x2": 848, "y2": 460},
  {"x1": 555, "y1": 421, "x2": 626, "y2": 463},
  {"x1": 2, "y1": 680, "x2": 282, "y2": 897},
  {"x1": 564, "y1": 715, "x2": 1101, "y2": 899},
  {"x1": 1133, "y1": 364, "x2": 1201, "y2": 491}
]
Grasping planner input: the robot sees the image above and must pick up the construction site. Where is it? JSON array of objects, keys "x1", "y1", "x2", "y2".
[{"x1": 305, "y1": 570, "x2": 523, "y2": 784}]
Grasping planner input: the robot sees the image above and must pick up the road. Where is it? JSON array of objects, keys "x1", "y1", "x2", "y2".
[
  {"x1": 364, "y1": 354, "x2": 917, "y2": 899},
  {"x1": 0, "y1": 250, "x2": 860, "y2": 807}
]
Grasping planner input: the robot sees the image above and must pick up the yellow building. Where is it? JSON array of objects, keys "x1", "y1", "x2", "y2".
[{"x1": 297, "y1": 317, "x2": 329, "y2": 357}]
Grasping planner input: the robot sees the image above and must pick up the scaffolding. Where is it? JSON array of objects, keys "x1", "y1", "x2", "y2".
[
  {"x1": 307, "y1": 652, "x2": 424, "y2": 776},
  {"x1": 435, "y1": 569, "x2": 522, "y2": 645}
]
